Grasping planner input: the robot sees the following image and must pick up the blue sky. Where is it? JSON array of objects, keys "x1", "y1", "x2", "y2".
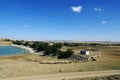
[{"x1": 0, "y1": 0, "x2": 120, "y2": 41}]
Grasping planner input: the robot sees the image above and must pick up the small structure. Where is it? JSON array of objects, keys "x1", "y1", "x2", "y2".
[{"x1": 80, "y1": 50, "x2": 89, "y2": 55}]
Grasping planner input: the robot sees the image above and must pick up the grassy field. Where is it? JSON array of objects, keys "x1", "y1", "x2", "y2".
[
  {"x1": 0, "y1": 41, "x2": 120, "y2": 78},
  {"x1": 0, "y1": 40, "x2": 11, "y2": 46}
]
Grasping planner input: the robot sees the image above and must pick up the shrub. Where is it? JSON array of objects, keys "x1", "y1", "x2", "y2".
[{"x1": 58, "y1": 49, "x2": 74, "y2": 59}]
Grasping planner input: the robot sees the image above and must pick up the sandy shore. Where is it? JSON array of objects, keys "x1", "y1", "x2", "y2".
[{"x1": 11, "y1": 44, "x2": 35, "y2": 53}]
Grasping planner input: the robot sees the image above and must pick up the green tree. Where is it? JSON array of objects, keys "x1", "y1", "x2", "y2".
[
  {"x1": 44, "y1": 46, "x2": 53, "y2": 55},
  {"x1": 12, "y1": 40, "x2": 23, "y2": 45},
  {"x1": 24, "y1": 42, "x2": 30, "y2": 47},
  {"x1": 44, "y1": 43, "x2": 62, "y2": 56},
  {"x1": 54, "y1": 43, "x2": 62, "y2": 49},
  {"x1": 31, "y1": 41, "x2": 48, "y2": 52},
  {"x1": 58, "y1": 48, "x2": 74, "y2": 59}
]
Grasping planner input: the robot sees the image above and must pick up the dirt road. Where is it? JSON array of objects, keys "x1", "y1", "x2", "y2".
[{"x1": 0, "y1": 70, "x2": 120, "y2": 80}]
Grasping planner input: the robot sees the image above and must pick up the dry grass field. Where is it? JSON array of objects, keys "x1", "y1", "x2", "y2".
[
  {"x1": 0, "y1": 40, "x2": 11, "y2": 46},
  {"x1": 0, "y1": 41, "x2": 120, "y2": 79}
]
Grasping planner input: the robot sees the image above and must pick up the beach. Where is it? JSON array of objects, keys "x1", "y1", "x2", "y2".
[{"x1": 11, "y1": 44, "x2": 35, "y2": 53}]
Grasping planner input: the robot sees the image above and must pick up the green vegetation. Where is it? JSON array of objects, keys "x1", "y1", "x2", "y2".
[
  {"x1": 58, "y1": 49, "x2": 74, "y2": 59},
  {"x1": 12, "y1": 40, "x2": 73, "y2": 58},
  {"x1": 12, "y1": 40, "x2": 24, "y2": 45},
  {"x1": 31, "y1": 41, "x2": 49, "y2": 52},
  {"x1": 23, "y1": 41, "x2": 30, "y2": 47},
  {"x1": 64, "y1": 42, "x2": 120, "y2": 47},
  {"x1": 11, "y1": 40, "x2": 120, "y2": 59},
  {"x1": 44, "y1": 43, "x2": 62, "y2": 56}
]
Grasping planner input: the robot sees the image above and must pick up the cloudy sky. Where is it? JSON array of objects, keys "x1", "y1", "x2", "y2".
[{"x1": 0, "y1": 0, "x2": 120, "y2": 41}]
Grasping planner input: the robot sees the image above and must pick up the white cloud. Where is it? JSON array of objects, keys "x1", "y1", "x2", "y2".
[
  {"x1": 101, "y1": 21, "x2": 107, "y2": 24},
  {"x1": 24, "y1": 25, "x2": 30, "y2": 28},
  {"x1": 71, "y1": 6, "x2": 82, "y2": 13},
  {"x1": 94, "y1": 7, "x2": 102, "y2": 11}
]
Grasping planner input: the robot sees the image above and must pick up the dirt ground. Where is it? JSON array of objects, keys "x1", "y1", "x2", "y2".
[
  {"x1": 68, "y1": 74, "x2": 120, "y2": 80},
  {"x1": 0, "y1": 70, "x2": 120, "y2": 80}
]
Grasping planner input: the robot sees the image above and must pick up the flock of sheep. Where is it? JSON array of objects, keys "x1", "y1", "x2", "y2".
[
  {"x1": 26, "y1": 58, "x2": 72, "y2": 64},
  {"x1": 39, "y1": 61, "x2": 72, "y2": 64}
]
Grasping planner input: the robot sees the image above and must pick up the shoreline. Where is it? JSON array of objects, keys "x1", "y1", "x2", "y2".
[
  {"x1": 11, "y1": 44, "x2": 35, "y2": 53},
  {"x1": 0, "y1": 44, "x2": 42, "y2": 57}
]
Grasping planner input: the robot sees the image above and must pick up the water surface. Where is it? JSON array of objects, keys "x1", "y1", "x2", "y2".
[{"x1": 0, "y1": 46, "x2": 25, "y2": 56}]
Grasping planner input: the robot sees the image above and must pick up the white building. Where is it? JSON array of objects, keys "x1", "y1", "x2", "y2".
[{"x1": 80, "y1": 50, "x2": 89, "y2": 55}]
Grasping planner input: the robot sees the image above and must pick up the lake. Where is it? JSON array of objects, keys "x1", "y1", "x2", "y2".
[{"x1": 0, "y1": 46, "x2": 25, "y2": 56}]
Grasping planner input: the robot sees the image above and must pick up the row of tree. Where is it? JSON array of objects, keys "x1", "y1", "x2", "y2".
[
  {"x1": 12, "y1": 40, "x2": 74, "y2": 59},
  {"x1": 8, "y1": 39, "x2": 120, "y2": 47},
  {"x1": 63, "y1": 42, "x2": 120, "y2": 47}
]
